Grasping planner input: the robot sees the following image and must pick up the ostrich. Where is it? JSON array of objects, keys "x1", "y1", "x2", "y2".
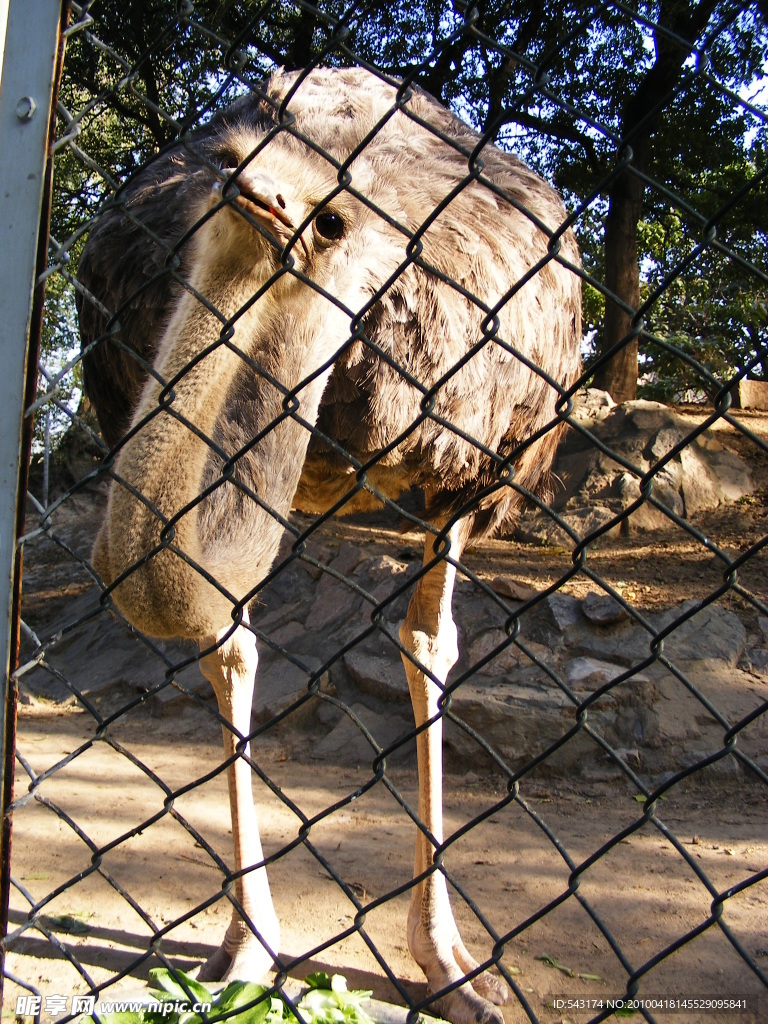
[{"x1": 77, "y1": 67, "x2": 581, "y2": 1024}]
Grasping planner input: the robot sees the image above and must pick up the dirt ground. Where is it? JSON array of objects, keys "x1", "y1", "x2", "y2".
[
  {"x1": 5, "y1": 707, "x2": 767, "y2": 1024},
  {"x1": 3, "y1": 404, "x2": 768, "y2": 1024}
]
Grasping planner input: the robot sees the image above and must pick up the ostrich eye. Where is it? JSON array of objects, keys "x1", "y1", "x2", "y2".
[
  {"x1": 313, "y1": 211, "x2": 345, "y2": 242},
  {"x1": 217, "y1": 152, "x2": 240, "y2": 172}
]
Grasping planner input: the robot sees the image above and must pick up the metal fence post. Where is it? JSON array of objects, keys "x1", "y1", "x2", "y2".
[{"x1": 0, "y1": 0, "x2": 65, "y2": 1003}]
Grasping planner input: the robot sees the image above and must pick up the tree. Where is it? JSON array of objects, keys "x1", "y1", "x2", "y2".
[
  {"x1": 447, "y1": 1, "x2": 768, "y2": 403},
  {"x1": 636, "y1": 158, "x2": 768, "y2": 399},
  {"x1": 50, "y1": 0, "x2": 768, "y2": 421}
]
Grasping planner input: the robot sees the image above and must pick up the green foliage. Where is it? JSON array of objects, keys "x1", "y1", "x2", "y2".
[
  {"x1": 80, "y1": 969, "x2": 378, "y2": 1024},
  {"x1": 297, "y1": 972, "x2": 375, "y2": 1024},
  {"x1": 636, "y1": 160, "x2": 768, "y2": 399},
  {"x1": 35, "y1": 269, "x2": 83, "y2": 451}
]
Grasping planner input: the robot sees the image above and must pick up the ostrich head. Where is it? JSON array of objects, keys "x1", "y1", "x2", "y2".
[{"x1": 207, "y1": 132, "x2": 345, "y2": 269}]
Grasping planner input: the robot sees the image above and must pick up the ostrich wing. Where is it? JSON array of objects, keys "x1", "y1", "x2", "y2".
[
  {"x1": 77, "y1": 172, "x2": 195, "y2": 448},
  {"x1": 77, "y1": 96, "x2": 276, "y2": 448}
]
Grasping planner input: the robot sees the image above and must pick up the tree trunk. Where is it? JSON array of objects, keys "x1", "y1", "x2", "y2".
[
  {"x1": 590, "y1": 0, "x2": 719, "y2": 404},
  {"x1": 286, "y1": 7, "x2": 322, "y2": 69},
  {"x1": 592, "y1": 166, "x2": 644, "y2": 403}
]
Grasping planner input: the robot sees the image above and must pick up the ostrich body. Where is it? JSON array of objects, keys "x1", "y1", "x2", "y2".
[{"x1": 78, "y1": 67, "x2": 581, "y2": 1024}]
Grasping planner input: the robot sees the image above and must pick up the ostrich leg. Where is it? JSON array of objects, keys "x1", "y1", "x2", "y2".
[
  {"x1": 197, "y1": 610, "x2": 280, "y2": 982},
  {"x1": 399, "y1": 523, "x2": 509, "y2": 1024}
]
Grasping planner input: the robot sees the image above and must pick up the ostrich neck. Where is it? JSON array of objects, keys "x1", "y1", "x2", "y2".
[{"x1": 101, "y1": 260, "x2": 333, "y2": 639}]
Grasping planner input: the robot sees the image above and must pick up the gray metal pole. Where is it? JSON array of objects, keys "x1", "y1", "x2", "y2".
[{"x1": 0, "y1": 0, "x2": 63, "y2": 974}]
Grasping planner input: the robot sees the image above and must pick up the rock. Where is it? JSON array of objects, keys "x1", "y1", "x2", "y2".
[
  {"x1": 145, "y1": 666, "x2": 213, "y2": 713},
  {"x1": 20, "y1": 587, "x2": 209, "y2": 706},
  {"x1": 305, "y1": 546, "x2": 412, "y2": 632},
  {"x1": 513, "y1": 513, "x2": 562, "y2": 546},
  {"x1": 444, "y1": 668, "x2": 661, "y2": 771},
  {"x1": 615, "y1": 747, "x2": 642, "y2": 767},
  {"x1": 467, "y1": 629, "x2": 523, "y2": 675},
  {"x1": 356, "y1": 555, "x2": 417, "y2": 621},
  {"x1": 305, "y1": 580, "x2": 363, "y2": 632},
  {"x1": 735, "y1": 379, "x2": 768, "y2": 410},
  {"x1": 316, "y1": 699, "x2": 342, "y2": 727},
  {"x1": 258, "y1": 566, "x2": 305, "y2": 606},
  {"x1": 567, "y1": 656, "x2": 612, "y2": 684},
  {"x1": 266, "y1": 619, "x2": 308, "y2": 647},
  {"x1": 652, "y1": 465, "x2": 685, "y2": 516},
  {"x1": 707, "y1": 448, "x2": 753, "y2": 502},
  {"x1": 575, "y1": 628, "x2": 653, "y2": 668},
  {"x1": 615, "y1": 463, "x2": 684, "y2": 527},
  {"x1": 678, "y1": 444, "x2": 724, "y2": 514},
  {"x1": 589, "y1": 677, "x2": 662, "y2": 750},
  {"x1": 514, "y1": 396, "x2": 754, "y2": 541},
  {"x1": 521, "y1": 640, "x2": 556, "y2": 665},
  {"x1": 310, "y1": 703, "x2": 414, "y2": 765},
  {"x1": 575, "y1": 602, "x2": 748, "y2": 670},
  {"x1": 570, "y1": 388, "x2": 616, "y2": 425},
  {"x1": 255, "y1": 598, "x2": 314, "y2": 632},
  {"x1": 490, "y1": 576, "x2": 538, "y2": 601},
  {"x1": 515, "y1": 504, "x2": 618, "y2": 546},
  {"x1": 252, "y1": 655, "x2": 328, "y2": 728},
  {"x1": 344, "y1": 641, "x2": 408, "y2": 702},
  {"x1": 296, "y1": 543, "x2": 333, "y2": 580},
  {"x1": 649, "y1": 425, "x2": 687, "y2": 461},
  {"x1": 328, "y1": 540, "x2": 367, "y2": 577},
  {"x1": 356, "y1": 554, "x2": 411, "y2": 583},
  {"x1": 654, "y1": 602, "x2": 747, "y2": 667},
  {"x1": 250, "y1": 555, "x2": 316, "y2": 631},
  {"x1": 542, "y1": 593, "x2": 581, "y2": 632},
  {"x1": 21, "y1": 465, "x2": 765, "y2": 780},
  {"x1": 566, "y1": 656, "x2": 648, "y2": 687},
  {"x1": 455, "y1": 592, "x2": 511, "y2": 649},
  {"x1": 747, "y1": 649, "x2": 768, "y2": 672},
  {"x1": 582, "y1": 592, "x2": 629, "y2": 626},
  {"x1": 678, "y1": 749, "x2": 742, "y2": 778},
  {"x1": 445, "y1": 676, "x2": 588, "y2": 771},
  {"x1": 696, "y1": 433, "x2": 723, "y2": 452},
  {"x1": 623, "y1": 497, "x2": 674, "y2": 532},
  {"x1": 622, "y1": 399, "x2": 675, "y2": 431},
  {"x1": 562, "y1": 505, "x2": 620, "y2": 540}
]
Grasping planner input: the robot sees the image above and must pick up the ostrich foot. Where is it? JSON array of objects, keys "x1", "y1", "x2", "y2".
[
  {"x1": 412, "y1": 929, "x2": 509, "y2": 1024},
  {"x1": 197, "y1": 939, "x2": 274, "y2": 984},
  {"x1": 431, "y1": 987, "x2": 505, "y2": 1024},
  {"x1": 454, "y1": 940, "x2": 509, "y2": 1006},
  {"x1": 469, "y1": 972, "x2": 510, "y2": 1007},
  {"x1": 196, "y1": 916, "x2": 279, "y2": 983}
]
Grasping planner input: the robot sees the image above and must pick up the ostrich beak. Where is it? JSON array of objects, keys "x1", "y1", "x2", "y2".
[{"x1": 214, "y1": 176, "x2": 310, "y2": 260}]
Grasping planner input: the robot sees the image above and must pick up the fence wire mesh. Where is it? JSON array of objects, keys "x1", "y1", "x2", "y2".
[{"x1": 2, "y1": 1, "x2": 768, "y2": 1023}]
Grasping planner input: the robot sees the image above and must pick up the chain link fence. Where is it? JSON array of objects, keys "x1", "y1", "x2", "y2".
[{"x1": 2, "y1": 1, "x2": 768, "y2": 1023}]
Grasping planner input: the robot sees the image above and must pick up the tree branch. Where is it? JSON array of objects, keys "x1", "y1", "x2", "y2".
[{"x1": 501, "y1": 108, "x2": 602, "y2": 172}]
